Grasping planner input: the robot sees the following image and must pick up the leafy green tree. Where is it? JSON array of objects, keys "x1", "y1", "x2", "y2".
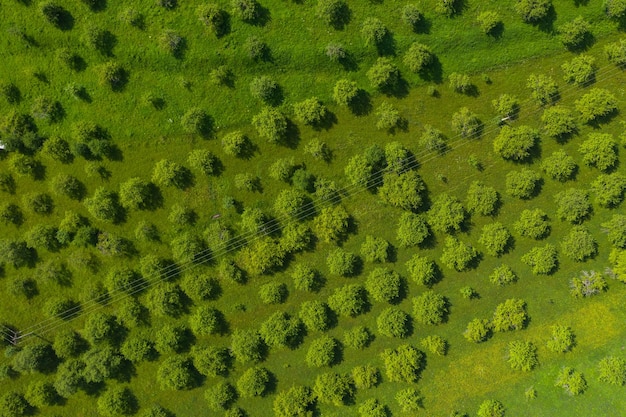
[
  {"x1": 466, "y1": 181, "x2": 499, "y2": 216},
  {"x1": 428, "y1": 193, "x2": 466, "y2": 233},
  {"x1": 522, "y1": 244, "x2": 558, "y2": 275},
  {"x1": 273, "y1": 386, "x2": 315, "y2": 417},
  {"x1": 505, "y1": 169, "x2": 540, "y2": 199},
  {"x1": 555, "y1": 367, "x2": 587, "y2": 395},
  {"x1": 605, "y1": 0, "x2": 626, "y2": 18},
  {"x1": 420, "y1": 335, "x2": 447, "y2": 356},
  {"x1": 25, "y1": 380, "x2": 57, "y2": 407},
  {"x1": 181, "y1": 108, "x2": 213, "y2": 136},
  {"x1": 170, "y1": 232, "x2": 205, "y2": 264},
  {"x1": 120, "y1": 335, "x2": 155, "y2": 363},
  {"x1": 578, "y1": 133, "x2": 618, "y2": 171},
  {"x1": 591, "y1": 173, "x2": 626, "y2": 207},
  {"x1": 98, "y1": 61, "x2": 126, "y2": 90},
  {"x1": 237, "y1": 366, "x2": 271, "y2": 397},
  {"x1": 546, "y1": 324, "x2": 575, "y2": 353},
  {"x1": 378, "y1": 171, "x2": 426, "y2": 212},
  {"x1": 83, "y1": 312, "x2": 121, "y2": 345},
  {"x1": 49, "y1": 174, "x2": 85, "y2": 201},
  {"x1": 252, "y1": 107, "x2": 288, "y2": 144},
  {"x1": 42, "y1": 136, "x2": 73, "y2": 163},
  {"x1": 259, "y1": 312, "x2": 303, "y2": 349},
  {"x1": 53, "y1": 329, "x2": 88, "y2": 359},
  {"x1": 605, "y1": 38, "x2": 626, "y2": 67},
  {"x1": 82, "y1": 346, "x2": 125, "y2": 384},
  {"x1": 43, "y1": 297, "x2": 80, "y2": 320},
  {"x1": 333, "y1": 79, "x2": 359, "y2": 107},
  {"x1": 316, "y1": 0, "x2": 348, "y2": 27},
  {"x1": 205, "y1": 381, "x2": 237, "y2": 411},
  {"x1": 514, "y1": 208, "x2": 550, "y2": 239},
  {"x1": 11, "y1": 342, "x2": 58, "y2": 374},
  {"x1": 492, "y1": 299, "x2": 528, "y2": 332},
  {"x1": 0, "y1": 391, "x2": 30, "y2": 417},
  {"x1": 138, "y1": 405, "x2": 175, "y2": 417},
  {"x1": 157, "y1": 355, "x2": 198, "y2": 390},
  {"x1": 508, "y1": 341, "x2": 538, "y2": 371},
  {"x1": 603, "y1": 215, "x2": 626, "y2": 248},
  {"x1": 292, "y1": 263, "x2": 324, "y2": 292},
  {"x1": 541, "y1": 150, "x2": 577, "y2": 182},
  {"x1": 375, "y1": 102, "x2": 401, "y2": 131},
  {"x1": 314, "y1": 372, "x2": 354, "y2": 405},
  {"x1": 25, "y1": 224, "x2": 60, "y2": 251},
  {"x1": 190, "y1": 306, "x2": 226, "y2": 336},
  {"x1": 268, "y1": 157, "x2": 296, "y2": 182},
  {"x1": 239, "y1": 236, "x2": 285, "y2": 276},
  {"x1": 403, "y1": 42, "x2": 433, "y2": 73},
  {"x1": 405, "y1": 255, "x2": 438, "y2": 286},
  {"x1": 396, "y1": 212, "x2": 430, "y2": 247},
  {"x1": 361, "y1": 17, "x2": 388, "y2": 46},
  {"x1": 351, "y1": 365, "x2": 380, "y2": 389},
  {"x1": 541, "y1": 106, "x2": 577, "y2": 139},
  {"x1": 527, "y1": 73, "x2": 558, "y2": 105},
  {"x1": 0, "y1": 173, "x2": 16, "y2": 194},
  {"x1": 575, "y1": 88, "x2": 618, "y2": 124},
  {"x1": 306, "y1": 335, "x2": 339, "y2": 367},
  {"x1": 325, "y1": 42, "x2": 347, "y2": 62},
  {"x1": 259, "y1": 282, "x2": 288, "y2": 304},
  {"x1": 274, "y1": 189, "x2": 311, "y2": 219},
  {"x1": 561, "y1": 226, "x2": 597, "y2": 261},
  {"x1": 367, "y1": 58, "x2": 399, "y2": 90},
  {"x1": 343, "y1": 326, "x2": 373, "y2": 349},
  {"x1": 152, "y1": 159, "x2": 191, "y2": 189},
  {"x1": 493, "y1": 125, "x2": 538, "y2": 161},
  {"x1": 396, "y1": 387, "x2": 423, "y2": 412},
  {"x1": 558, "y1": 17, "x2": 591, "y2": 50},
  {"x1": 464, "y1": 318, "x2": 492, "y2": 343},
  {"x1": 53, "y1": 358, "x2": 85, "y2": 398},
  {"x1": 492, "y1": 94, "x2": 519, "y2": 119},
  {"x1": 451, "y1": 107, "x2": 481, "y2": 138},
  {"x1": 197, "y1": 3, "x2": 228, "y2": 37},
  {"x1": 440, "y1": 236, "x2": 478, "y2": 272},
  {"x1": 231, "y1": 329, "x2": 266, "y2": 364},
  {"x1": 377, "y1": 307, "x2": 411, "y2": 338},
  {"x1": 358, "y1": 398, "x2": 389, "y2": 417},
  {"x1": 436, "y1": 0, "x2": 460, "y2": 16},
  {"x1": 555, "y1": 188, "x2": 591, "y2": 223},
  {"x1": 188, "y1": 149, "x2": 220, "y2": 176},
  {"x1": 401, "y1": 4, "x2": 423, "y2": 29},
  {"x1": 222, "y1": 131, "x2": 251, "y2": 157},
  {"x1": 9, "y1": 155, "x2": 41, "y2": 180},
  {"x1": 294, "y1": 98, "x2": 327, "y2": 126},
  {"x1": 419, "y1": 125, "x2": 447, "y2": 153},
  {"x1": 489, "y1": 264, "x2": 517, "y2": 286},
  {"x1": 326, "y1": 248, "x2": 357, "y2": 276},
  {"x1": 477, "y1": 11, "x2": 501, "y2": 35},
  {"x1": 570, "y1": 270, "x2": 607, "y2": 297},
  {"x1": 192, "y1": 345, "x2": 231, "y2": 377},
  {"x1": 597, "y1": 356, "x2": 626, "y2": 386},
  {"x1": 479, "y1": 223, "x2": 512, "y2": 257},
  {"x1": 380, "y1": 344, "x2": 425, "y2": 383},
  {"x1": 146, "y1": 283, "x2": 186, "y2": 318},
  {"x1": 23, "y1": 192, "x2": 54, "y2": 215},
  {"x1": 515, "y1": 0, "x2": 551, "y2": 22},
  {"x1": 250, "y1": 76, "x2": 280, "y2": 104},
  {"x1": 477, "y1": 399, "x2": 505, "y2": 417},
  {"x1": 299, "y1": 300, "x2": 332, "y2": 332},
  {"x1": 449, "y1": 73, "x2": 472, "y2": 94},
  {"x1": 365, "y1": 268, "x2": 402, "y2": 303},
  {"x1": 360, "y1": 236, "x2": 389, "y2": 263},
  {"x1": 412, "y1": 291, "x2": 448, "y2": 325},
  {"x1": 328, "y1": 284, "x2": 368, "y2": 317}
]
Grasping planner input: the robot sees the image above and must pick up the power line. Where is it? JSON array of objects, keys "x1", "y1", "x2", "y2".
[{"x1": 10, "y1": 61, "x2": 626, "y2": 344}]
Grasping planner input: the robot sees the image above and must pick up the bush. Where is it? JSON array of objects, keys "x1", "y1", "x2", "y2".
[
  {"x1": 25, "y1": 380, "x2": 57, "y2": 407},
  {"x1": 367, "y1": 58, "x2": 399, "y2": 90},
  {"x1": 561, "y1": 226, "x2": 597, "y2": 261},
  {"x1": 205, "y1": 381, "x2": 237, "y2": 411},
  {"x1": 603, "y1": 215, "x2": 626, "y2": 248},
  {"x1": 440, "y1": 236, "x2": 478, "y2": 272},
  {"x1": 259, "y1": 282, "x2": 288, "y2": 304},
  {"x1": 570, "y1": 270, "x2": 607, "y2": 298},
  {"x1": 521, "y1": 244, "x2": 558, "y2": 275},
  {"x1": 292, "y1": 263, "x2": 324, "y2": 292},
  {"x1": 378, "y1": 171, "x2": 427, "y2": 211},
  {"x1": 492, "y1": 94, "x2": 519, "y2": 119},
  {"x1": 508, "y1": 341, "x2": 538, "y2": 371},
  {"x1": 605, "y1": 38, "x2": 626, "y2": 67},
  {"x1": 343, "y1": 326, "x2": 373, "y2": 349},
  {"x1": 477, "y1": 399, "x2": 505, "y2": 417},
  {"x1": 598, "y1": 356, "x2": 626, "y2": 386},
  {"x1": 326, "y1": 248, "x2": 357, "y2": 276},
  {"x1": 189, "y1": 306, "x2": 226, "y2": 336},
  {"x1": 401, "y1": 4, "x2": 423, "y2": 28},
  {"x1": 299, "y1": 301, "x2": 332, "y2": 332},
  {"x1": 479, "y1": 223, "x2": 511, "y2": 257},
  {"x1": 333, "y1": 79, "x2": 359, "y2": 107},
  {"x1": 380, "y1": 344, "x2": 424, "y2": 383},
  {"x1": 375, "y1": 102, "x2": 401, "y2": 131},
  {"x1": 146, "y1": 283, "x2": 185, "y2": 318},
  {"x1": 396, "y1": 387, "x2": 423, "y2": 412},
  {"x1": 314, "y1": 372, "x2": 354, "y2": 405},
  {"x1": 97, "y1": 387, "x2": 138, "y2": 417},
  {"x1": 405, "y1": 255, "x2": 437, "y2": 286},
  {"x1": 464, "y1": 318, "x2": 492, "y2": 343},
  {"x1": 231, "y1": 0, "x2": 258, "y2": 21},
  {"x1": 396, "y1": 212, "x2": 430, "y2": 247},
  {"x1": 260, "y1": 311, "x2": 303, "y2": 349},
  {"x1": 591, "y1": 173, "x2": 626, "y2": 207},
  {"x1": 197, "y1": 3, "x2": 227, "y2": 37},
  {"x1": 273, "y1": 386, "x2": 315, "y2": 417},
  {"x1": 527, "y1": 73, "x2": 558, "y2": 105},
  {"x1": 505, "y1": 169, "x2": 540, "y2": 199},
  {"x1": 419, "y1": 125, "x2": 447, "y2": 153},
  {"x1": 412, "y1": 291, "x2": 448, "y2": 325},
  {"x1": 157, "y1": 355, "x2": 197, "y2": 390},
  {"x1": 231, "y1": 329, "x2": 265, "y2": 363},
  {"x1": 403, "y1": 42, "x2": 433, "y2": 73},
  {"x1": 575, "y1": 88, "x2": 618, "y2": 124},
  {"x1": 492, "y1": 298, "x2": 528, "y2": 332},
  {"x1": 541, "y1": 150, "x2": 577, "y2": 182},
  {"x1": 579, "y1": 133, "x2": 618, "y2": 171},
  {"x1": 493, "y1": 125, "x2": 538, "y2": 161},
  {"x1": 514, "y1": 208, "x2": 550, "y2": 239},
  {"x1": 516, "y1": 0, "x2": 551, "y2": 22},
  {"x1": 451, "y1": 107, "x2": 481, "y2": 137},
  {"x1": 489, "y1": 264, "x2": 517, "y2": 286},
  {"x1": 547, "y1": 325, "x2": 575, "y2": 353},
  {"x1": 448, "y1": 73, "x2": 472, "y2": 93},
  {"x1": 361, "y1": 17, "x2": 387, "y2": 46},
  {"x1": 0, "y1": 392, "x2": 30, "y2": 417},
  {"x1": 477, "y1": 11, "x2": 501, "y2": 34},
  {"x1": 555, "y1": 188, "x2": 591, "y2": 223},
  {"x1": 252, "y1": 107, "x2": 288, "y2": 144},
  {"x1": 556, "y1": 367, "x2": 587, "y2": 395},
  {"x1": 316, "y1": 0, "x2": 348, "y2": 27},
  {"x1": 427, "y1": 193, "x2": 466, "y2": 233},
  {"x1": 306, "y1": 335, "x2": 339, "y2": 367},
  {"x1": 377, "y1": 307, "x2": 411, "y2": 338},
  {"x1": 328, "y1": 284, "x2": 368, "y2": 317},
  {"x1": 358, "y1": 398, "x2": 389, "y2": 417},
  {"x1": 559, "y1": 17, "x2": 591, "y2": 50},
  {"x1": 606, "y1": 0, "x2": 626, "y2": 18}
]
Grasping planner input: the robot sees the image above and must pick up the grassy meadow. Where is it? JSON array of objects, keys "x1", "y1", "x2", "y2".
[{"x1": 1, "y1": 0, "x2": 626, "y2": 416}]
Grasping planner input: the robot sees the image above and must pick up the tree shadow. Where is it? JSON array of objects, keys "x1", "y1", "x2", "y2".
[
  {"x1": 376, "y1": 32, "x2": 396, "y2": 57},
  {"x1": 382, "y1": 77, "x2": 410, "y2": 98},
  {"x1": 250, "y1": 4, "x2": 271, "y2": 27},
  {"x1": 313, "y1": 111, "x2": 337, "y2": 131},
  {"x1": 97, "y1": 30, "x2": 118, "y2": 57},
  {"x1": 588, "y1": 109, "x2": 620, "y2": 128},
  {"x1": 55, "y1": 8, "x2": 75, "y2": 31},
  {"x1": 282, "y1": 119, "x2": 301, "y2": 149},
  {"x1": 338, "y1": 51, "x2": 359, "y2": 71},
  {"x1": 348, "y1": 89, "x2": 372, "y2": 116},
  {"x1": 535, "y1": 5, "x2": 557, "y2": 34},
  {"x1": 67, "y1": 54, "x2": 88, "y2": 72},
  {"x1": 412, "y1": 16, "x2": 431, "y2": 34},
  {"x1": 110, "y1": 68, "x2": 130, "y2": 93},
  {"x1": 86, "y1": 0, "x2": 108, "y2": 12},
  {"x1": 573, "y1": 0, "x2": 589, "y2": 6},
  {"x1": 488, "y1": 21, "x2": 505, "y2": 39},
  {"x1": 330, "y1": 3, "x2": 352, "y2": 30},
  {"x1": 566, "y1": 32, "x2": 595, "y2": 53},
  {"x1": 419, "y1": 56, "x2": 443, "y2": 84}
]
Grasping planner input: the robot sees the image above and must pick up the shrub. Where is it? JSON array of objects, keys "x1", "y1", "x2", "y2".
[
  {"x1": 259, "y1": 282, "x2": 288, "y2": 304},
  {"x1": 361, "y1": 17, "x2": 387, "y2": 46},
  {"x1": 326, "y1": 248, "x2": 357, "y2": 276},
  {"x1": 377, "y1": 307, "x2": 411, "y2": 338},
  {"x1": 575, "y1": 88, "x2": 618, "y2": 124},
  {"x1": 209, "y1": 65, "x2": 233, "y2": 86},
  {"x1": 579, "y1": 133, "x2": 617, "y2": 171},
  {"x1": 547, "y1": 324, "x2": 575, "y2": 353},
  {"x1": 375, "y1": 102, "x2": 401, "y2": 131},
  {"x1": 367, "y1": 58, "x2": 400, "y2": 90},
  {"x1": 403, "y1": 42, "x2": 433, "y2": 73},
  {"x1": 478, "y1": 223, "x2": 511, "y2": 257},
  {"x1": 231, "y1": 329, "x2": 265, "y2": 363},
  {"x1": 252, "y1": 107, "x2": 288, "y2": 144},
  {"x1": 603, "y1": 215, "x2": 626, "y2": 248},
  {"x1": 328, "y1": 284, "x2": 368, "y2": 317},
  {"x1": 197, "y1": 3, "x2": 227, "y2": 37},
  {"x1": 205, "y1": 381, "x2": 237, "y2": 411},
  {"x1": 190, "y1": 306, "x2": 226, "y2": 336},
  {"x1": 440, "y1": 236, "x2": 478, "y2": 272},
  {"x1": 419, "y1": 125, "x2": 447, "y2": 153},
  {"x1": 489, "y1": 264, "x2": 517, "y2": 286},
  {"x1": 559, "y1": 16, "x2": 591, "y2": 50},
  {"x1": 396, "y1": 212, "x2": 429, "y2": 247},
  {"x1": 451, "y1": 107, "x2": 481, "y2": 138},
  {"x1": 292, "y1": 263, "x2": 324, "y2": 292},
  {"x1": 237, "y1": 366, "x2": 271, "y2": 397},
  {"x1": 477, "y1": 399, "x2": 505, "y2": 417},
  {"x1": 514, "y1": 208, "x2": 550, "y2": 239},
  {"x1": 527, "y1": 73, "x2": 558, "y2": 105},
  {"x1": 427, "y1": 193, "x2": 466, "y2": 233},
  {"x1": 0, "y1": 392, "x2": 30, "y2": 417},
  {"x1": 396, "y1": 387, "x2": 423, "y2": 412},
  {"x1": 260, "y1": 311, "x2": 303, "y2": 349},
  {"x1": 477, "y1": 11, "x2": 501, "y2": 34},
  {"x1": 561, "y1": 226, "x2": 597, "y2": 262},
  {"x1": 541, "y1": 106, "x2": 577, "y2": 139},
  {"x1": 493, "y1": 125, "x2": 538, "y2": 161},
  {"x1": 515, "y1": 0, "x2": 551, "y2": 22},
  {"x1": 556, "y1": 367, "x2": 587, "y2": 395},
  {"x1": 380, "y1": 344, "x2": 425, "y2": 383},
  {"x1": 464, "y1": 318, "x2": 492, "y2": 343},
  {"x1": 555, "y1": 188, "x2": 591, "y2": 223},
  {"x1": 152, "y1": 159, "x2": 191, "y2": 189},
  {"x1": 605, "y1": 38, "x2": 626, "y2": 67},
  {"x1": 378, "y1": 171, "x2": 427, "y2": 211},
  {"x1": 466, "y1": 181, "x2": 499, "y2": 216},
  {"x1": 592, "y1": 173, "x2": 626, "y2": 207},
  {"x1": 605, "y1": 0, "x2": 626, "y2": 18},
  {"x1": 98, "y1": 61, "x2": 125, "y2": 90},
  {"x1": 157, "y1": 355, "x2": 197, "y2": 390},
  {"x1": 522, "y1": 244, "x2": 558, "y2": 275},
  {"x1": 505, "y1": 169, "x2": 540, "y2": 199},
  {"x1": 448, "y1": 73, "x2": 472, "y2": 93},
  {"x1": 316, "y1": 0, "x2": 348, "y2": 27},
  {"x1": 306, "y1": 335, "x2": 339, "y2": 367},
  {"x1": 598, "y1": 356, "x2": 626, "y2": 386},
  {"x1": 97, "y1": 387, "x2": 138, "y2": 417},
  {"x1": 222, "y1": 131, "x2": 250, "y2": 157},
  {"x1": 492, "y1": 298, "x2": 528, "y2": 332},
  {"x1": 343, "y1": 326, "x2": 373, "y2": 349},
  {"x1": 273, "y1": 386, "x2": 314, "y2": 417},
  {"x1": 508, "y1": 341, "x2": 538, "y2": 371},
  {"x1": 231, "y1": 0, "x2": 258, "y2": 21},
  {"x1": 570, "y1": 270, "x2": 607, "y2": 298},
  {"x1": 405, "y1": 255, "x2": 437, "y2": 286},
  {"x1": 325, "y1": 42, "x2": 347, "y2": 61},
  {"x1": 412, "y1": 291, "x2": 447, "y2": 325},
  {"x1": 541, "y1": 150, "x2": 577, "y2": 182}
]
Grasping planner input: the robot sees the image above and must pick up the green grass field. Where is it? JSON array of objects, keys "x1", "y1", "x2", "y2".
[{"x1": 1, "y1": 0, "x2": 626, "y2": 416}]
